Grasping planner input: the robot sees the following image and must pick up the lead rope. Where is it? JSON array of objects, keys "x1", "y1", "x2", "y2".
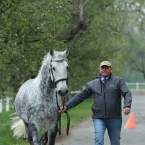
[{"x1": 56, "y1": 92, "x2": 70, "y2": 135}]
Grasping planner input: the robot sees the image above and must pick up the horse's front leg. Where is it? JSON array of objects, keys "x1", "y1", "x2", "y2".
[
  {"x1": 40, "y1": 131, "x2": 48, "y2": 145},
  {"x1": 49, "y1": 122, "x2": 58, "y2": 145},
  {"x1": 28, "y1": 121, "x2": 41, "y2": 145}
]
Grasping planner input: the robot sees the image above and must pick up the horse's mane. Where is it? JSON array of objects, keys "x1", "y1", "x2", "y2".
[{"x1": 38, "y1": 52, "x2": 51, "y2": 75}]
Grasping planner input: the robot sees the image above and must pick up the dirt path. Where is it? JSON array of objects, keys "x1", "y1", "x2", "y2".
[{"x1": 55, "y1": 117, "x2": 94, "y2": 145}]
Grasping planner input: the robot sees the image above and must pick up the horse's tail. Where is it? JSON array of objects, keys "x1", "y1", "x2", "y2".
[{"x1": 10, "y1": 114, "x2": 28, "y2": 138}]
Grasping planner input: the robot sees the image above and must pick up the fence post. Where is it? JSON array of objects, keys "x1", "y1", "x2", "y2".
[
  {"x1": 0, "y1": 99, "x2": 2, "y2": 113},
  {"x1": 6, "y1": 97, "x2": 10, "y2": 112},
  {"x1": 136, "y1": 82, "x2": 139, "y2": 90}
]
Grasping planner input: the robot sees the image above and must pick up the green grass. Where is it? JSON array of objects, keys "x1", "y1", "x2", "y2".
[
  {"x1": 0, "y1": 98, "x2": 93, "y2": 145},
  {"x1": 128, "y1": 85, "x2": 145, "y2": 89},
  {"x1": 0, "y1": 107, "x2": 28, "y2": 145}
]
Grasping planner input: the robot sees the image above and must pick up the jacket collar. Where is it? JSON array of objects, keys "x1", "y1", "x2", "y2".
[{"x1": 98, "y1": 73, "x2": 112, "y2": 80}]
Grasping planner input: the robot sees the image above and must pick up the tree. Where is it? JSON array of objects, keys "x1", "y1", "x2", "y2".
[
  {"x1": 123, "y1": 31, "x2": 145, "y2": 80},
  {"x1": 64, "y1": 0, "x2": 130, "y2": 90},
  {"x1": 1, "y1": 0, "x2": 141, "y2": 97},
  {"x1": 119, "y1": 1, "x2": 145, "y2": 82},
  {"x1": 0, "y1": 0, "x2": 71, "y2": 96}
]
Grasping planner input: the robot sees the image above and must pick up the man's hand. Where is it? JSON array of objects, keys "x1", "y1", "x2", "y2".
[
  {"x1": 59, "y1": 106, "x2": 67, "y2": 113},
  {"x1": 124, "y1": 107, "x2": 131, "y2": 115}
]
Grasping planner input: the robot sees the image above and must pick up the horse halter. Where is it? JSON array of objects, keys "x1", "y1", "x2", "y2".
[
  {"x1": 49, "y1": 58, "x2": 70, "y2": 135},
  {"x1": 49, "y1": 58, "x2": 68, "y2": 88}
]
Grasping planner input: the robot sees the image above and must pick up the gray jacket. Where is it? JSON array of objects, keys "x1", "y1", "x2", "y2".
[{"x1": 65, "y1": 75, "x2": 132, "y2": 119}]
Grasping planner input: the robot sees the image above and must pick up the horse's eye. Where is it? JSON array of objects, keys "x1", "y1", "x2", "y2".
[
  {"x1": 67, "y1": 66, "x2": 69, "y2": 69},
  {"x1": 52, "y1": 67, "x2": 55, "y2": 71}
]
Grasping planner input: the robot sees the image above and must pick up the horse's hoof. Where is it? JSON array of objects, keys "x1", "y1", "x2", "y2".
[
  {"x1": 41, "y1": 140, "x2": 48, "y2": 145},
  {"x1": 33, "y1": 140, "x2": 41, "y2": 145}
]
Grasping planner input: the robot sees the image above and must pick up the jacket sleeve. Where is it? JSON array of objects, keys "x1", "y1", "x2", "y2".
[
  {"x1": 65, "y1": 83, "x2": 92, "y2": 110},
  {"x1": 119, "y1": 77, "x2": 132, "y2": 108}
]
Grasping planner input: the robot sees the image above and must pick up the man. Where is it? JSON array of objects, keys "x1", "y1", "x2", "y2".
[{"x1": 59, "y1": 61, "x2": 132, "y2": 145}]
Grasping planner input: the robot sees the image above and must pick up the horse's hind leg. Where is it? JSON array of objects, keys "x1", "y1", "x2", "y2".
[
  {"x1": 49, "y1": 123, "x2": 58, "y2": 145},
  {"x1": 40, "y1": 131, "x2": 48, "y2": 145},
  {"x1": 27, "y1": 122, "x2": 41, "y2": 145},
  {"x1": 24, "y1": 122, "x2": 33, "y2": 145}
]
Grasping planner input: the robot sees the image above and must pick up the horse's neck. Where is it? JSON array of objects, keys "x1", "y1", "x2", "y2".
[{"x1": 36, "y1": 57, "x2": 55, "y2": 96}]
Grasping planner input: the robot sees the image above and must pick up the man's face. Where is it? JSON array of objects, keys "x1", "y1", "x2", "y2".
[{"x1": 100, "y1": 65, "x2": 112, "y2": 78}]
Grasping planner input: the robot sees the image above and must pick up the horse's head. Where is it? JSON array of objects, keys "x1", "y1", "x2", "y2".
[{"x1": 49, "y1": 47, "x2": 69, "y2": 97}]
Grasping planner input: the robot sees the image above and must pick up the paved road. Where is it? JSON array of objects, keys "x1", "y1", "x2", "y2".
[{"x1": 55, "y1": 90, "x2": 145, "y2": 145}]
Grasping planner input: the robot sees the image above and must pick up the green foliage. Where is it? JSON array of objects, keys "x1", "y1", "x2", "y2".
[
  {"x1": 0, "y1": 0, "x2": 71, "y2": 95},
  {"x1": 1, "y1": 0, "x2": 144, "y2": 96},
  {"x1": 121, "y1": 28, "x2": 145, "y2": 81},
  {"x1": 67, "y1": 0, "x2": 128, "y2": 90}
]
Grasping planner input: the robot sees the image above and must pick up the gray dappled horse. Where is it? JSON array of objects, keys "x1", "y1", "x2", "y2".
[{"x1": 11, "y1": 48, "x2": 69, "y2": 145}]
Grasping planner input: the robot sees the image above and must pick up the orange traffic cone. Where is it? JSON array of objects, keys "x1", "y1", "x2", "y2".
[{"x1": 124, "y1": 112, "x2": 136, "y2": 129}]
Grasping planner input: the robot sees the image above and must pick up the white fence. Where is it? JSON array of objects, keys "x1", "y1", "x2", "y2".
[
  {"x1": 0, "y1": 82, "x2": 145, "y2": 113},
  {"x1": 126, "y1": 82, "x2": 145, "y2": 90},
  {"x1": 0, "y1": 97, "x2": 11, "y2": 113}
]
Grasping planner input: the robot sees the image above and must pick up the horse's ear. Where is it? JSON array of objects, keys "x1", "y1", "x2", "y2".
[
  {"x1": 65, "y1": 47, "x2": 70, "y2": 56},
  {"x1": 49, "y1": 47, "x2": 54, "y2": 56}
]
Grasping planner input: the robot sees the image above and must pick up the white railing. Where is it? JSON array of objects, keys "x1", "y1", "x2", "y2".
[
  {"x1": 126, "y1": 82, "x2": 145, "y2": 90},
  {"x1": 0, "y1": 97, "x2": 11, "y2": 113},
  {"x1": 70, "y1": 82, "x2": 145, "y2": 96},
  {"x1": 0, "y1": 83, "x2": 145, "y2": 113}
]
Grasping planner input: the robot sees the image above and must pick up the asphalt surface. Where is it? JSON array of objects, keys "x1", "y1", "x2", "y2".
[{"x1": 55, "y1": 90, "x2": 145, "y2": 145}]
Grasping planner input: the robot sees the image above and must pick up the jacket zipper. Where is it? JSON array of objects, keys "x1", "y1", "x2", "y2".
[
  {"x1": 104, "y1": 92, "x2": 106, "y2": 118},
  {"x1": 101, "y1": 80, "x2": 107, "y2": 118},
  {"x1": 103, "y1": 84, "x2": 107, "y2": 118}
]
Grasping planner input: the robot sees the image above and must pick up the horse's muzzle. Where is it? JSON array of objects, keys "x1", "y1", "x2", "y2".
[{"x1": 58, "y1": 89, "x2": 68, "y2": 96}]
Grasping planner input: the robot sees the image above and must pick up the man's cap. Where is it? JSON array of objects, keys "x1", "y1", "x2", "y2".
[{"x1": 100, "y1": 61, "x2": 112, "y2": 67}]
